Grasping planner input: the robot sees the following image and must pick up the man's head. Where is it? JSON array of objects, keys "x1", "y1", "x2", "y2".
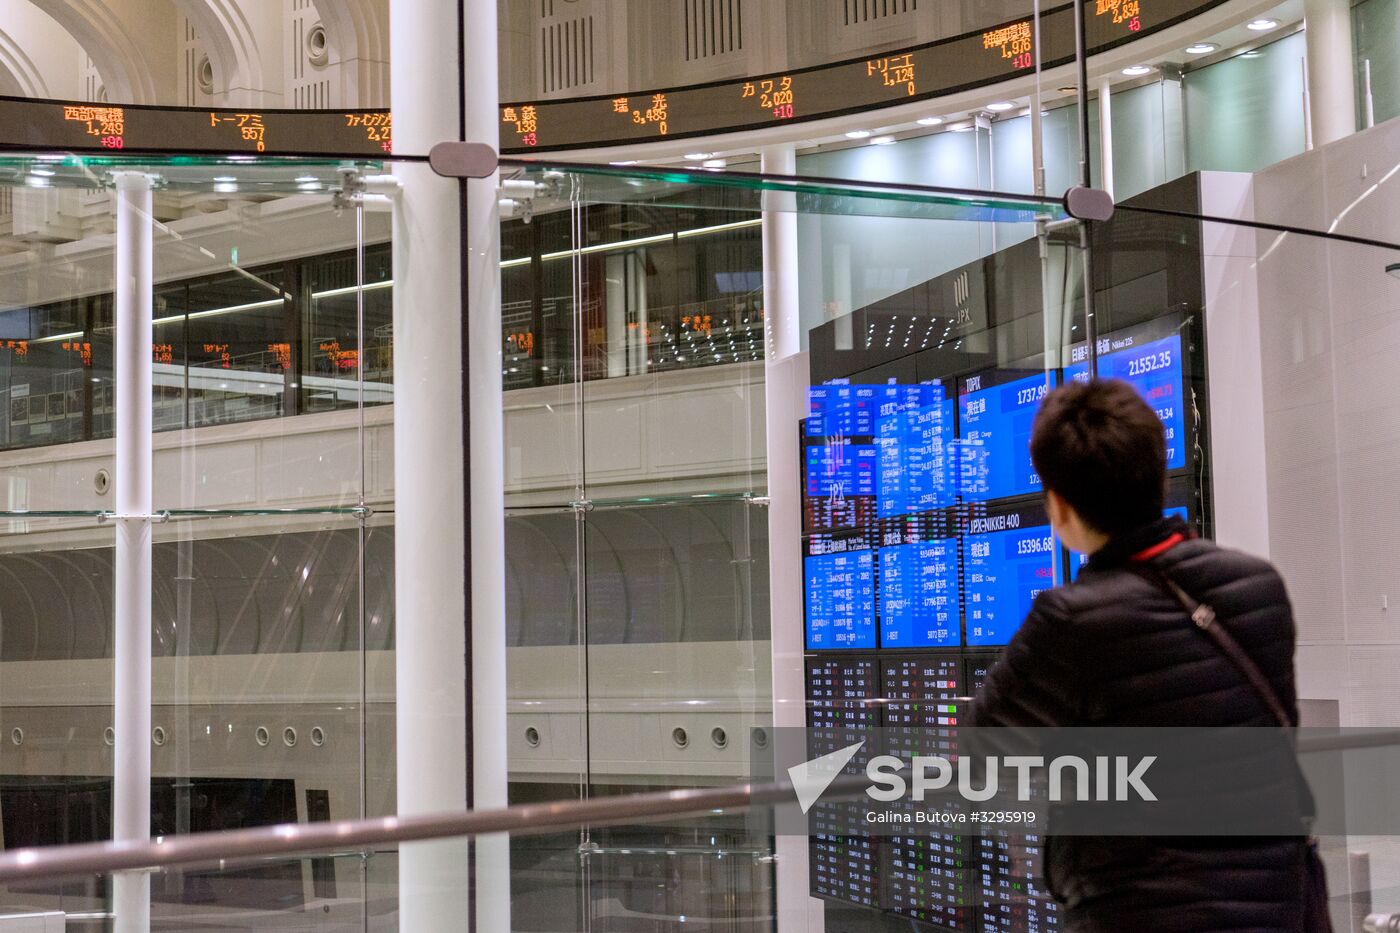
[{"x1": 1030, "y1": 378, "x2": 1167, "y2": 554}]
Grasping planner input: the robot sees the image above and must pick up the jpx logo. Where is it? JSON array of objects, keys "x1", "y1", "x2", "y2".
[
  {"x1": 954, "y1": 270, "x2": 969, "y2": 306},
  {"x1": 953, "y1": 270, "x2": 973, "y2": 326}
]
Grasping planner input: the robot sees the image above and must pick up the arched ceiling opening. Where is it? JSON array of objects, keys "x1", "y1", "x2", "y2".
[
  {"x1": 312, "y1": 0, "x2": 390, "y2": 108},
  {"x1": 171, "y1": 0, "x2": 280, "y2": 106},
  {"x1": 24, "y1": 0, "x2": 167, "y2": 103}
]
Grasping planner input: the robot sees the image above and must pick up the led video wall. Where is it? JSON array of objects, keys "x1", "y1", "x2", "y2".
[{"x1": 801, "y1": 313, "x2": 1199, "y2": 933}]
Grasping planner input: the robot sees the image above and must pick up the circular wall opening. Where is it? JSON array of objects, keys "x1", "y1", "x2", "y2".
[{"x1": 306, "y1": 24, "x2": 329, "y2": 66}]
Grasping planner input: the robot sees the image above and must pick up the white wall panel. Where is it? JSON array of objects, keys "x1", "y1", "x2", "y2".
[{"x1": 1251, "y1": 118, "x2": 1400, "y2": 723}]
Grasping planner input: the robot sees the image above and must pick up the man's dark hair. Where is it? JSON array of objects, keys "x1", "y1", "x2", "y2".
[{"x1": 1029, "y1": 378, "x2": 1166, "y2": 537}]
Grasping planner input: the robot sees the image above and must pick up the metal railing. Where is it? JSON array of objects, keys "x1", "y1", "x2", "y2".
[
  {"x1": 1, "y1": 728, "x2": 1397, "y2": 885},
  {"x1": 0, "y1": 779, "x2": 801, "y2": 883}
]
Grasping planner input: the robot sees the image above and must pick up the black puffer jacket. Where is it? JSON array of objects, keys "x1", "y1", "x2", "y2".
[{"x1": 970, "y1": 515, "x2": 1308, "y2": 933}]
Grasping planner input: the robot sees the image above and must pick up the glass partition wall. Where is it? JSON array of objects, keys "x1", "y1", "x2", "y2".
[
  {"x1": 1, "y1": 149, "x2": 1399, "y2": 932},
  {"x1": 0, "y1": 155, "x2": 389, "y2": 930}
]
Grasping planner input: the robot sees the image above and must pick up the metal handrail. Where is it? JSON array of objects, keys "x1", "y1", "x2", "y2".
[
  {"x1": 0, "y1": 779, "x2": 802, "y2": 883},
  {"x1": 1, "y1": 728, "x2": 1395, "y2": 884}
]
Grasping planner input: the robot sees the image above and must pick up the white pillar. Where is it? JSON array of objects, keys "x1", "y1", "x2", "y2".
[
  {"x1": 1303, "y1": 0, "x2": 1356, "y2": 146},
  {"x1": 606, "y1": 254, "x2": 628, "y2": 377},
  {"x1": 760, "y1": 144, "x2": 821, "y2": 933},
  {"x1": 462, "y1": 0, "x2": 510, "y2": 930},
  {"x1": 1097, "y1": 77, "x2": 1114, "y2": 199},
  {"x1": 390, "y1": 0, "x2": 470, "y2": 928},
  {"x1": 112, "y1": 171, "x2": 153, "y2": 933}
]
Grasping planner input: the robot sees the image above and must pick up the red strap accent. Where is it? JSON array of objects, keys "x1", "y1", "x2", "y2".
[{"x1": 1131, "y1": 531, "x2": 1186, "y2": 562}]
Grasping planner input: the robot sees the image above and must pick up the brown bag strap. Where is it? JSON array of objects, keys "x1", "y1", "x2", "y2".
[{"x1": 1127, "y1": 564, "x2": 1293, "y2": 728}]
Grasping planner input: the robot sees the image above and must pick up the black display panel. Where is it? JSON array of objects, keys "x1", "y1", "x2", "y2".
[
  {"x1": 964, "y1": 657, "x2": 1061, "y2": 933},
  {"x1": 975, "y1": 833, "x2": 1061, "y2": 933},
  {"x1": 807, "y1": 656, "x2": 881, "y2": 907},
  {"x1": 0, "y1": 97, "x2": 391, "y2": 156},
  {"x1": 498, "y1": 0, "x2": 1228, "y2": 151},
  {"x1": 880, "y1": 655, "x2": 973, "y2": 927}
]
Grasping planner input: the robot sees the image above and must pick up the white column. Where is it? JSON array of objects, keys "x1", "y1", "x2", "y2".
[
  {"x1": 1097, "y1": 77, "x2": 1114, "y2": 198},
  {"x1": 760, "y1": 144, "x2": 821, "y2": 933},
  {"x1": 463, "y1": 0, "x2": 510, "y2": 930},
  {"x1": 1303, "y1": 0, "x2": 1356, "y2": 147},
  {"x1": 606, "y1": 254, "x2": 628, "y2": 377},
  {"x1": 390, "y1": 0, "x2": 470, "y2": 929},
  {"x1": 112, "y1": 171, "x2": 153, "y2": 933}
]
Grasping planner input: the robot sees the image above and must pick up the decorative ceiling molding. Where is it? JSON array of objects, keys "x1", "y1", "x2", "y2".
[
  {"x1": 0, "y1": 26, "x2": 52, "y2": 97},
  {"x1": 25, "y1": 0, "x2": 161, "y2": 103},
  {"x1": 169, "y1": 0, "x2": 274, "y2": 105},
  {"x1": 313, "y1": 0, "x2": 389, "y2": 108}
]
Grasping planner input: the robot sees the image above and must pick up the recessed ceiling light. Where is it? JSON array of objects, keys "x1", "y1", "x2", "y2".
[
  {"x1": 1058, "y1": 85, "x2": 1079, "y2": 94},
  {"x1": 916, "y1": 116, "x2": 944, "y2": 126},
  {"x1": 1185, "y1": 42, "x2": 1218, "y2": 54},
  {"x1": 1246, "y1": 18, "x2": 1278, "y2": 30},
  {"x1": 29, "y1": 168, "x2": 55, "y2": 177},
  {"x1": 845, "y1": 130, "x2": 872, "y2": 139},
  {"x1": 610, "y1": 160, "x2": 638, "y2": 166},
  {"x1": 870, "y1": 135, "x2": 896, "y2": 145},
  {"x1": 684, "y1": 151, "x2": 714, "y2": 160},
  {"x1": 295, "y1": 174, "x2": 318, "y2": 183},
  {"x1": 701, "y1": 158, "x2": 727, "y2": 167},
  {"x1": 213, "y1": 175, "x2": 236, "y2": 182},
  {"x1": 986, "y1": 101, "x2": 1015, "y2": 112},
  {"x1": 1122, "y1": 65, "x2": 1154, "y2": 76}
]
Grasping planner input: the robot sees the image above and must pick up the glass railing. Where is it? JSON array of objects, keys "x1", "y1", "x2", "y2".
[{"x1": 1, "y1": 146, "x2": 1398, "y2": 933}]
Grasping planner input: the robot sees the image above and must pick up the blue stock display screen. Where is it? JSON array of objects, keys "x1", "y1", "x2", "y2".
[
  {"x1": 878, "y1": 534, "x2": 960, "y2": 648},
  {"x1": 1064, "y1": 332, "x2": 1188, "y2": 469},
  {"x1": 957, "y1": 371, "x2": 1051, "y2": 501},
  {"x1": 800, "y1": 318, "x2": 1194, "y2": 652},
  {"x1": 963, "y1": 506, "x2": 1057, "y2": 646},
  {"x1": 804, "y1": 541, "x2": 877, "y2": 649}
]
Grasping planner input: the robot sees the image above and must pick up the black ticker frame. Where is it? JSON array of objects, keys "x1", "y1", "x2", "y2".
[{"x1": 499, "y1": 0, "x2": 1234, "y2": 153}]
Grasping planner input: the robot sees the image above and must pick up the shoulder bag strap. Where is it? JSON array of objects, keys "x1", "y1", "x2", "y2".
[
  {"x1": 1126, "y1": 564, "x2": 1293, "y2": 728},
  {"x1": 1127, "y1": 561, "x2": 1317, "y2": 832}
]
